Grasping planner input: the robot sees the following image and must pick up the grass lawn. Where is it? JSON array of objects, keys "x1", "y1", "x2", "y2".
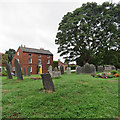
[{"x1": 2, "y1": 72, "x2": 119, "y2": 118}]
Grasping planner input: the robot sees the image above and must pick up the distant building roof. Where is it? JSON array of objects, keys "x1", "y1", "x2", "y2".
[{"x1": 20, "y1": 47, "x2": 53, "y2": 55}]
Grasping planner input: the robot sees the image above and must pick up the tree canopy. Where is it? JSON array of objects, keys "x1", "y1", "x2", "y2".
[
  {"x1": 55, "y1": 2, "x2": 120, "y2": 68},
  {"x1": 5, "y1": 49, "x2": 16, "y2": 63}
]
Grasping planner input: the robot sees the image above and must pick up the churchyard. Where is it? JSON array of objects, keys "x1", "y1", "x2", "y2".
[{"x1": 2, "y1": 62, "x2": 119, "y2": 118}]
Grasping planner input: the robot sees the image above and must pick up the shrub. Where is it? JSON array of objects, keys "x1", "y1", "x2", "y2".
[
  {"x1": 53, "y1": 61, "x2": 58, "y2": 69},
  {"x1": 69, "y1": 65, "x2": 77, "y2": 70},
  {"x1": 111, "y1": 70, "x2": 118, "y2": 75},
  {"x1": 2, "y1": 67, "x2": 7, "y2": 76}
]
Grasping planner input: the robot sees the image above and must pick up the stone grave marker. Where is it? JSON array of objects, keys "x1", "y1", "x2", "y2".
[
  {"x1": 60, "y1": 65, "x2": 64, "y2": 74},
  {"x1": 14, "y1": 59, "x2": 23, "y2": 80},
  {"x1": 67, "y1": 67, "x2": 71, "y2": 75},
  {"x1": 76, "y1": 66, "x2": 82, "y2": 74},
  {"x1": 90, "y1": 64, "x2": 96, "y2": 74},
  {"x1": 48, "y1": 65, "x2": 53, "y2": 77},
  {"x1": 54, "y1": 67, "x2": 58, "y2": 72},
  {"x1": 23, "y1": 68, "x2": 26, "y2": 76},
  {"x1": 104, "y1": 65, "x2": 112, "y2": 71},
  {"x1": 5, "y1": 61, "x2": 12, "y2": 79},
  {"x1": 28, "y1": 67, "x2": 31, "y2": 76},
  {"x1": 98, "y1": 66, "x2": 104, "y2": 72},
  {"x1": 41, "y1": 73, "x2": 56, "y2": 92}
]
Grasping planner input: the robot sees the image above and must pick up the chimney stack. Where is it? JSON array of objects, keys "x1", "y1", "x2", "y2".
[
  {"x1": 24, "y1": 45, "x2": 26, "y2": 48},
  {"x1": 40, "y1": 48, "x2": 44, "y2": 50}
]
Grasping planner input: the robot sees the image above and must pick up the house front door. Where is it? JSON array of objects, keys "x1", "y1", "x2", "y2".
[{"x1": 38, "y1": 65, "x2": 42, "y2": 74}]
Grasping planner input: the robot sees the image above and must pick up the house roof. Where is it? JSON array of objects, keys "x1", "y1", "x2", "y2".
[{"x1": 20, "y1": 47, "x2": 53, "y2": 55}]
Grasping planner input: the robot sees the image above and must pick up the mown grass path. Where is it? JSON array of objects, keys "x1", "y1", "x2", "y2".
[{"x1": 2, "y1": 73, "x2": 118, "y2": 118}]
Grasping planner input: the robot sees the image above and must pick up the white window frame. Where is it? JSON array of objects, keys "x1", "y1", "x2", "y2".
[
  {"x1": 38, "y1": 59, "x2": 41, "y2": 64},
  {"x1": 29, "y1": 58, "x2": 32, "y2": 63},
  {"x1": 17, "y1": 52, "x2": 19, "y2": 56},
  {"x1": 47, "y1": 55, "x2": 50, "y2": 58},
  {"x1": 29, "y1": 54, "x2": 32, "y2": 57},
  {"x1": 17, "y1": 58, "x2": 19, "y2": 63},
  {"x1": 30, "y1": 66, "x2": 32, "y2": 72},
  {"x1": 47, "y1": 59, "x2": 50, "y2": 64},
  {"x1": 38, "y1": 54, "x2": 41, "y2": 57}
]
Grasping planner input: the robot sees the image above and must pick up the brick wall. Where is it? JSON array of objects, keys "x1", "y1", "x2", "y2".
[{"x1": 12, "y1": 47, "x2": 53, "y2": 74}]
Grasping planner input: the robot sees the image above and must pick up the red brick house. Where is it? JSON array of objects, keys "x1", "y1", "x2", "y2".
[
  {"x1": 12, "y1": 46, "x2": 53, "y2": 74},
  {"x1": 58, "y1": 59, "x2": 68, "y2": 70}
]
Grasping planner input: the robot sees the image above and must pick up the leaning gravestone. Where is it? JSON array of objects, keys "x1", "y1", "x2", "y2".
[
  {"x1": 76, "y1": 66, "x2": 82, "y2": 74},
  {"x1": 5, "y1": 61, "x2": 12, "y2": 79},
  {"x1": 23, "y1": 68, "x2": 26, "y2": 76},
  {"x1": 28, "y1": 67, "x2": 31, "y2": 76},
  {"x1": 9, "y1": 63, "x2": 12, "y2": 73},
  {"x1": 67, "y1": 67, "x2": 71, "y2": 75},
  {"x1": 111, "y1": 65, "x2": 116, "y2": 70},
  {"x1": 41, "y1": 73, "x2": 56, "y2": 92},
  {"x1": 14, "y1": 59, "x2": 23, "y2": 80},
  {"x1": 60, "y1": 65, "x2": 64, "y2": 75},
  {"x1": 98, "y1": 66, "x2": 104, "y2": 72},
  {"x1": 48, "y1": 65, "x2": 53, "y2": 77}
]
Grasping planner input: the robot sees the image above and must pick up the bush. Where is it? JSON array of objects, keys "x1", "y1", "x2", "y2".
[
  {"x1": 69, "y1": 65, "x2": 77, "y2": 70},
  {"x1": 2, "y1": 67, "x2": 7, "y2": 76},
  {"x1": 53, "y1": 61, "x2": 58, "y2": 69},
  {"x1": 111, "y1": 70, "x2": 118, "y2": 75}
]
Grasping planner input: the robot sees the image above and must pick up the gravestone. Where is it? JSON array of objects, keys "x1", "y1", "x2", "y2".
[
  {"x1": 104, "y1": 65, "x2": 112, "y2": 71},
  {"x1": 90, "y1": 64, "x2": 96, "y2": 74},
  {"x1": 9, "y1": 63, "x2": 12, "y2": 73},
  {"x1": 41, "y1": 73, "x2": 56, "y2": 92},
  {"x1": 83, "y1": 63, "x2": 92, "y2": 74},
  {"x1": 76, "y1": 66, "x2": 82, "y2": 74},
  {"x1": 54, "y1": 67, "x2": 58, "y2": 72},
  {"x1": 98, "y1": 66, "x2": 104, "y2": 72},
  {"x1": 5, "y1": 61, "x2": 12, "y2": 79},
  {"x1": 23, "y1": 68, "x2": 26, "y2": 76},
  {"x1": 60, "y1": 65, "x2": 64, "y2": 74},
  {"x1": 67, "y1": 67, "x2": 71, "y2": 75},
  {"x1": 14, "y1": 59, "x2": 23, "y2": 80},
  {"x1": 48, "y1": 65, "x2": 53, "y2": 77},
  {"x1": 111, "y1": 65, "x2": 116, "y2": 70},
  {"x1": 28, "y1": 67, "x2": 31, "y2": 76}
]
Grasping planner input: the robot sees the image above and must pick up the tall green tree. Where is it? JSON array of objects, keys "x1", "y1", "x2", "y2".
[
  {"x1": 5, "y1": 49, "x2": 16, "y2": 63},
  {"x1": 55, "y1": 2, "x2": 120, "y2": 66}
]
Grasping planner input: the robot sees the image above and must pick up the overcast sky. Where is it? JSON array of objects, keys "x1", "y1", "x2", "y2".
[{"x1": 0, "y1": 0, "x2": 120, "y2": 62}]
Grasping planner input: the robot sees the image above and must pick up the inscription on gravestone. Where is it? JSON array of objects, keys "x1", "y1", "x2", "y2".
[
  {"x1": 5, "y1": 61, "x2": 12, "y2": 79},
  {"x1": 41, "y1": 73, "x2": 56, "y2": 92},
  {"x1": 14, "y1": 59, "x2": 23, "y2": 80}
]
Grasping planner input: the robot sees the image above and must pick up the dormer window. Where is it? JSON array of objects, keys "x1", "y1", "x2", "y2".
[
  {"x1": 17, "y1": 52, "x2": 19, "y2": 56},
  {"x1": 29, "y1": 54, "x2": 32, "y2": 57},
  {"x1": 47, "y1": 55, "x2": 50, "y2": 58}
]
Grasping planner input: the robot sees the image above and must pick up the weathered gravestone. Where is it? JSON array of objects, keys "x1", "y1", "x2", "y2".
[
  {"x1": 41, "y1": 73, "x2": 56, "y2": 92},
  {"x1": 98, "y1": 66, "x2": 104, "y2": 72},
  {"x1": 104, "y1": 65, "x2": 112, "y2": 71},
  {"x1": 60, "y1": 65, "x2": 64, "y2": 75},
  {"x1": 76, "y1": 66, "x2": 82, "y2": 74},
  {"x1": 67, "y1": 67, "x2": 71, "y2": 75},
  {"x1": 83, "y1": 63, "x2": 92, "y2": 74},
  {"x1": 5, "y1": 61, "x2": 12, "y2": 79},
  {"x1": 48, "y1": 65, "x2": 53, "y2": 77},
  {"x1": 90, "y1": 64, "x2": 96, "y2": 74},
  {"x1": 53, "y1": 67, "x2": 61, "y2": 77},
  {"x1": 28, "y1": 67, "x2": 31, "y2": 76},
  {"x1": 111, "y1": 65, "x2": 116, "y2": 70},
  {"x1": 23, "y1": 68, "x2": 26, "y2": 76},
  {"x1": 14, "y1": 59, "x2": 23, "y2": 80},
  {"x1": 9, "y1": 63, "x2": 12, "y2": 73}
]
